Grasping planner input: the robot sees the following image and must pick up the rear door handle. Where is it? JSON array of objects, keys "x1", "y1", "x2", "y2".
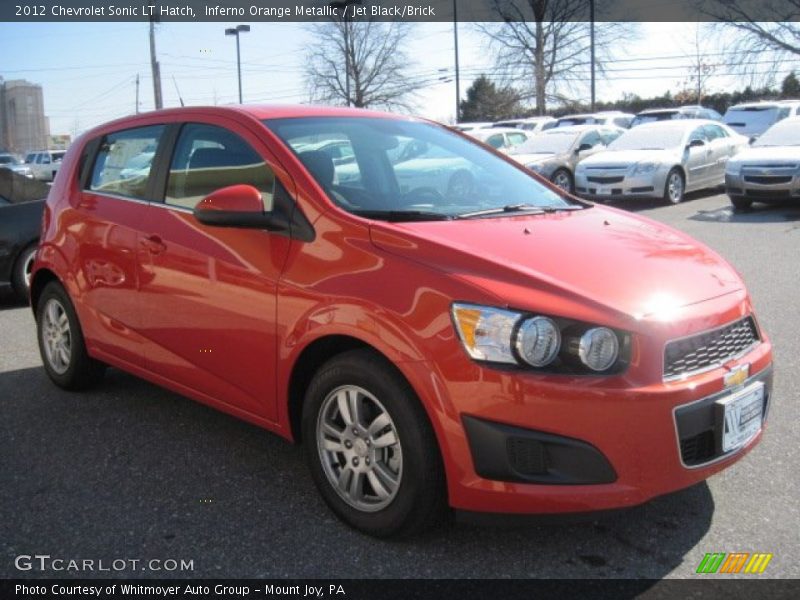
[{"x1": 141, "y1": 235, "x2": 166, "y2": 255}]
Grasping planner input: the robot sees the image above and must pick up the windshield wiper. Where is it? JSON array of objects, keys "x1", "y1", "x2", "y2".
[
  {"x1": 350, "y1": 209, "x2": 453, "y2": 222},
  {"x1": 457, "y1": 203, "x2": 584, "y2": 219}
]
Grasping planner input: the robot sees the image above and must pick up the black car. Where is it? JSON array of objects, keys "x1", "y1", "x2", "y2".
[{"x1": 0, "y1": 169, "x2": 49, "y2": 301}]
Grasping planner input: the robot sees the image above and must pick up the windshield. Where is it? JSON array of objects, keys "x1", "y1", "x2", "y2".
[
  {"x1": 510, "y1": 131, "x2": 578, "y2": 155},
  {"x1": 754, "y1": 119, "x2": 800, "y2": 147},
  {"x1": 608, "y1": 126, "x2": 685, "y2": 151},
  {"x1": 265, "y1": 117, "x2": 576, "y2": 219},
  {"x1": 0, "y1": 155, "x2": 19, "y2": 165},
  {"x1": 724, "y1": 107, "x2": 780, "y2": 134}
]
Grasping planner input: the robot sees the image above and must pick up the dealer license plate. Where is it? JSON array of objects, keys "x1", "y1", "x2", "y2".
[
  {"x1": 597, "y1": 187, "x2": 612, "y2": 195},
  {"x1": 717, "y1": 382, "x2": 764, "y2": 452}
]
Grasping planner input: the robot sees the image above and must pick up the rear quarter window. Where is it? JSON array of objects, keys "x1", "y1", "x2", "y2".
[{"x1": 88, "y1": 125, "x2": 165, "y2": 199}]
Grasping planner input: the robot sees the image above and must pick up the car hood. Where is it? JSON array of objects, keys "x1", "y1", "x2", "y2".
[
  {"x1": 509, "y1": 152, "x2": 558, "y2": 165},
  {"x1": 579, "y1": 149, "x2": 675, "y2": 167},
  {"x1": 369, "y1": 205, "x2": 743, "y2": 322},
  {"x1": 731, "y1": 145, "x2": 800, "y2": 163}
]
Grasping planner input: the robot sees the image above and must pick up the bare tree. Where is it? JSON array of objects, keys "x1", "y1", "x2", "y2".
[
  {"x1": 677, "y1": 24, "x2": 717, "y2": 104},
  {"x1": 305, "y1": 20, "x2": 421, "y2": 110},
  {"x1": 477, "y1": 0, "x2": 636, "y2": 114},
  {"x1": 701, "y1": 0, "x2": 800, "y2": 86}
]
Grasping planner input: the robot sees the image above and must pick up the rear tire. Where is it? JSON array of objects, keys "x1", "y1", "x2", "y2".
[
  {"x1": 302, "y1": 349, "x2": 446, "y2": 538},
  {"x1": 730, "y1": 196, "x2": 753, "y2": 212},
  {"x1": 12, "y1": 244, "x2": 37, "y2": 302},
  {"x1": 36, "y1": 281, "x2": 105, "y2": 390},
  {"x1": 663, "y1": 168, "x2": 685, "y2": 204}
]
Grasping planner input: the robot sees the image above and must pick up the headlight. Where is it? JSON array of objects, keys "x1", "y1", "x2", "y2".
[
  {"x1": 451, "y1": 304, "x2": 520, "y2": 364},
  {"x1": 452, "y1": 303, "x2": 628, "y2": 373},
  {"x1": 515, "y1": 316, "x2": 561, "y2": 367},
  {"x1": 577, "y1": 327, "x2": 619, "y2": 371},
  {"x1": 726, "y1": 162, "x2": 742, "y2": 176},
  {"x1": 632, "y1": 162, "x2": 657, "y2": 175}
]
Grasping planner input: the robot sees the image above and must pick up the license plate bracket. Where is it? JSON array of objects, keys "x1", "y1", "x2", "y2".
[{"x1": 715, "y1": 381, "x2": 764, "y2": 453}]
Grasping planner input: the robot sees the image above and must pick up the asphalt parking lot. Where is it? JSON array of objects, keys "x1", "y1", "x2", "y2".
[{"x1": 1, "y1": 191, "x2": 798, "y2": 580}]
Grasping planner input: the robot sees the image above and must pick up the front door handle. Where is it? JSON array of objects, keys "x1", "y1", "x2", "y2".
[{"x1": 141, "y1": 235, "x2": 166, "y2": 256}]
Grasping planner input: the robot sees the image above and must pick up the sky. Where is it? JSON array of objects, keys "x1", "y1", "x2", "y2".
[{"x1": 0, "y1": 20, "x2": 794, "y2": 137}]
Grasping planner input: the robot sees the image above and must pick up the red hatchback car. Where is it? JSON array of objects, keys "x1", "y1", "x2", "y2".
[{"x1": 32, "y1": 105, "x2": 772, "y2": 537}]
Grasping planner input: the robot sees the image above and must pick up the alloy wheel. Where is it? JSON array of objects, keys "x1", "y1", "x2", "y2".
[
  {"x1": 316, "y1": 385, "x2": 403, "y2": 512},
  {"x1": 41, "y1": 298, "x2": 72, "y2": 375}
]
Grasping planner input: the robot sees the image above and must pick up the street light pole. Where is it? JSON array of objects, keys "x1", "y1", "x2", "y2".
[
  {"x1": 225, "y1": 24, "x2": 250, "y2": 104},
  {"x1": 453, "y1": 0, "x2": 460, "y2": 123},
  {"x1": 590, "y1": 0, "x2": 596, "y2": 111}
]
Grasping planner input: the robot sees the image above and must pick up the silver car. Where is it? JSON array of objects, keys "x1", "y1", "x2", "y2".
[
  {"x1": 506, "y1": 125, "x2": 623, "y2": 193},
  {"x1": 575, "y1": 120, "x2": 749, "y2": 204},
  {"x1": 723, "y1": 101, "x2": 800, "y2": 141},
  {"x1": 725, "y1": 117, "x2": 800, "y2": 211}
]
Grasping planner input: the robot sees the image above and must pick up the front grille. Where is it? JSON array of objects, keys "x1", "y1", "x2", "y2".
[
  {"x1": 744, "y1": 175, "x2": 793, "y2": 185},
  {"x1": 588, "y1": 176, "x2": 624, "y2": 184},
  {"x1": 680, "y1": 430, "x2": 716, "y2": 466},
  {"x1": 664, "y1": 317, "x2": 759, "y2": 380}
]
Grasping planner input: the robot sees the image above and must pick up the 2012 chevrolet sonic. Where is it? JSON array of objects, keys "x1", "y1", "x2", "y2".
[{"x1": 31, "y1": 105, "x2": 773, "y2": 537}]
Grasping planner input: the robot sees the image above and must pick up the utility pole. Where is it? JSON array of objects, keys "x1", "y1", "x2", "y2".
[
  {"x1": 135, "y1": 73, "x2": 140, "y2": 114},
  {"x1": 149, "y1": 7, "x2": 163, "y2": 110},
  {"x1": 453, "y1": 0, "x2": 460, "y2": 123},
  {"x1": 590, "y1": 0, "x2": 596, "y2": 111}
]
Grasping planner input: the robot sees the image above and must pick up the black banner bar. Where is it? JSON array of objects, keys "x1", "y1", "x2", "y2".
[
  {"x1": 1, "y1": 0, "x2": 798, "y2": 23},
  {"x1": 2, "y1": 579, "x2": 800, "y2": 600}
]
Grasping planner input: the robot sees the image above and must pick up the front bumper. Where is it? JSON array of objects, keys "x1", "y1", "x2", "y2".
[
  {"x1": 403, "y1": 319, "x2": 772, "y2": 514},
  {"x1": 575, "y1": 169, "x2": 666, "y2": 199},
  {"x1": 725, "y1": 170, "x2": 800, "y2": 202}
]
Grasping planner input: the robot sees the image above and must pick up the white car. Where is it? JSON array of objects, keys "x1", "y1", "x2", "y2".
[
  {"x1": 492, "y1": 116, "x2": 558, "y2": 133},
  {"x1": 723, "y1": 101, "x2": 800, "y2": 141},
  {"x1": 453, "y1": 122, "x2": 493, "y2": 132},
  {"x1": 575, "y1": 120, "x2": 748, "y2": 204},
  {"x1": 467, "y1": 127, "x2": 529, "y2": 152},
  {"x1": 24, "y1": 150, "x2": 66, "y2": 182},
  {"x1": 506, "y1": 125, "x2": 623, "y2": 193},
  {"x1": 0, "y1": 153, "x2": 34, "y2": 178},
  {"x1": 555, "y1": 111, "x2": 635, "y2": 129},
  {"x1": 725, "y1": 117, "x2": 800, "y2": 211}
]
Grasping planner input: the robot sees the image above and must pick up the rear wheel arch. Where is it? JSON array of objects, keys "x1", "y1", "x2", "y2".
[{"x1": 30, "y1": 268, "x2": 61, "y2": 314}]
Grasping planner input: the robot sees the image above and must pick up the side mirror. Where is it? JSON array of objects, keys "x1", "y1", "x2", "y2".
[
  {"x1": 576, "y1": 142, "x2": 593, "y2": 154},
  {"x1": 193, "y1": 184, "x2": 288, "y2": 231},
  {"x1": 687, "y1": 139, "x2": 705, "y2": 148}
]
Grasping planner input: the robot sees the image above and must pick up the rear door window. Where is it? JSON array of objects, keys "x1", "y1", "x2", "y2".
[
  {"x1": 89, "y1": 125, "x2": 165, "y2": 199},
  {"x1": 165, "y1": 123, "x2": 275, "y2": 210}
]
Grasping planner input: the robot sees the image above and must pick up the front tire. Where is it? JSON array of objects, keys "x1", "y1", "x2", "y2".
[
  {"x1": 12, "y1": 244, "x2": 37, "y2": 302},
  {"x1": 302, "y1": 349, "x2": 445, "y2": 538},
  {"x1": 663, "y1": 168, "x2": 685, "y2": 204},
  {"x1": 36, "y1": 281, "x2": 105, "y2": 390},
  {"x1": 551, "y1": 168, "x2": 574, "y2": 193}
]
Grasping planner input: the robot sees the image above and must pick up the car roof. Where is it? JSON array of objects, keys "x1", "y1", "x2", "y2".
[
  {"x1": 625, "y1": 118, "x2": 719, "y2": 132},
  {"x1": 471, "y1": 127, "x2": 523, "y2": 135},
  {"x1": 543, "y1": 124, "x2": 612, "y2": 133},
  {"x1": 81, "y1": 104, "x2": 415, "y2": 140},
  {"x1": 728, "y1": 101, "x2": 799, "y2": 110}
]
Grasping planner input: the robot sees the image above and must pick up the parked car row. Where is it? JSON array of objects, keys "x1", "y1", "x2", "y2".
[{"x1": 458, "y1": 99, "x2": 800, "y2": 142}]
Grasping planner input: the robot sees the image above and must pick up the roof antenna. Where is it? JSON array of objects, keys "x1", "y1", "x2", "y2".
[{"x1": 172, "y1": 75, "x2": 185, "y2": 107}]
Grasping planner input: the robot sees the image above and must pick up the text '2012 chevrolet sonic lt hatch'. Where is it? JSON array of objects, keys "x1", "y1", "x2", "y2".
[{"x1": 32, "y1": 105, "x2": 773, "y2": 537}]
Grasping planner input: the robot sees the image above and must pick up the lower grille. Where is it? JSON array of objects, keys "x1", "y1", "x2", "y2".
[
  {"x1": 744, "y1": 175, "x2": 793, "y2": 185},
  {"x1": 680, "y1": 430, "x2": 716, "y2": 466},
  {"x1": 746, "y1": 189, "x2": 792, "y2": 198},
  {"x1": 664, "y1": 317, "x2": 759, "y2": 380},
  {"x1": 588, "y1": 176, "x2": 624, "y2": 184}
]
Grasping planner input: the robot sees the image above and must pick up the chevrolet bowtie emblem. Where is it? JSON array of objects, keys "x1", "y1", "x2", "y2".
[{"x1": 724, "y1": 364, "x2": 750, "y2": 388}]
